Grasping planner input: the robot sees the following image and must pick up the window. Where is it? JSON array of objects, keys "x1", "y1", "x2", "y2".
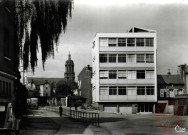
[
  {"x1": 118, "y1": 38, "x2": 126, "y2": 46},
  {"x1": 109, "y1": 70, "x2": 117, "y2": 79},
  {"x1": 118, "y1": 86, "x2": 126, "y2": 95},
  {"x1": 127, "y1": 71, "x2": 136, "y2": 79},
  {"x1": 0, "y1": 80, "x2": 2, "y2": 95},
  {"x1": 3, "y1": 81, "x2": 5, "y2": 95},
  {"x1": 137, "y1": 70, "x2": 145, "y2": 79},
  {"x1": 109, "y1": 54, "x2": 116, "y2": 63},
  {"x1": 100, "y1": 86, "x2": 108, "y2": 95},
  {"x1": 100, "y1": 70, "x2": 108, "y2": 79},
  {"x1": 137, "y1": 54, "x2": 145, "y2": 63},
  {"x1": 8, "y1": 82, "x2": 11, "y2": 96},
  {"x1": 4, "y1": 28, "x2": 10, "y2": 58},
  {"x1": 146, "y1": 38, "x2": 154, "y2": 47},
  {"x1": 127, "y1": 87, "x2": 136, "y2": 95},
  {"x1": 136, "y1": 38, "x2": 144, "y2": 47},
  {"x1": 127, "y1": 54, "x2": 135, "y2": 63},
  {"x1": 146, "y1": 54, "x2": 154, "y2": 63},
  {"x1": 118, "y1": 70, "x2": 127, "y2": 79},
  {"x1": 109, "y1": 86, "x2": 117, "y2": 95},
  {"x1": 118, "y1": 54, "x2": 126, "y2": 63},
  {"x1": 99, "y1": 54, "x2": 107, "y2": 63},
  {"x1": 145, "y1": 70, "x2": 154, "y2": 79},
  {"x1": 108, "y1": 38, "x2": 117, "y2": 46},
  {"x1": 146, "y1": 86, "x2": 154, "y2": 95},
  {"x1": 78, "y1": 80, "x2": 81, "y2": 89},
  {"x1": 99, "y1": 38, "x2": 108, "y2": 47},
  {"x1": 127, "y1": 38, "x2": 135, "y2": 46},
  {"x1": 137, "y1": 86, "x2": 145, "y2": 95},
  {"x1": 6, "y1": 82, "x2": 8, "y2": 96}
]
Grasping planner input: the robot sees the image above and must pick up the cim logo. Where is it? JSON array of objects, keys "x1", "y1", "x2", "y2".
[{"x1": 174, "y1": 125, "x2": 186, "y2": 133}]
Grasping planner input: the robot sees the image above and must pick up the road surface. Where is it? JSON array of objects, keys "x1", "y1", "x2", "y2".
[
  {"x1": 20, "y1": 109, "x2": 89, "y2": 135},
  {"x1": 20, "y1": 108, "x2": 188, "y2": 135}
]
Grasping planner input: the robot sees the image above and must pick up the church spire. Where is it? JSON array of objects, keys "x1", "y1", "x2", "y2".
[
  {"x1": 68, "y1": 51, "x2": 71, "y2": 60},
  {"x1": 64, "y1": 52, "x2": 75, "y2": 82}
]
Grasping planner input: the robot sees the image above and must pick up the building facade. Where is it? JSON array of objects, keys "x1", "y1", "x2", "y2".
[
  {"x1": 158, "y1": 74, "x2": 185, "y2": 99},
  {"x1": 0, "y1": 0, "x2": 16, "y2": 127},
  {"x1": 78, "y1": 65, "x2": 92, "y2": 106},
  {"x1": 27, "y1": 77, "x2": 64, "y2": 105},
  {"x1": 92, "y1": 27, "x2": 157, "y2": 114},
  {"x1": 175, "y1": 64, "x2": 188, "y2": 115}
]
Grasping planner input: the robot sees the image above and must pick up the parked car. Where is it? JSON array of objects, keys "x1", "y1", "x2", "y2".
[{"x1": 27, "y1": 98, "x2": 38, "y2": 109}]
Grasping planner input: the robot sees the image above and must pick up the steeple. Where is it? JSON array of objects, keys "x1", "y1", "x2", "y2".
[
  {"x1": 64, "y1": 52, "x2": 75, "y2": 82},
  {"x1": 68, "y1": 51, "x2": 71, "y2": 60}
]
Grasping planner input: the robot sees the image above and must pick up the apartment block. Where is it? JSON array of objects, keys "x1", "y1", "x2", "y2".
[{"x1": 92, "y1": 27, "x2": 157, "y2": 114}]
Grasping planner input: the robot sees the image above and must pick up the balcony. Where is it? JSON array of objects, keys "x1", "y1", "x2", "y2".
[
  {"x1": 100, "y1": 46, "x2": 154, "y2": 52},
  {"x1": 99, "y1": 95, "x2": 156, "y2": 102},
  {"x1": 100, "y1": 63, "x2": 155, "y2": 68},
  {"x1": 100, "y1": 78, "x2": 155, "y2": 85}
]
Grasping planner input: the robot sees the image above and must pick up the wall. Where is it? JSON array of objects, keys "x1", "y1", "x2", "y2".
[
  {"x1": 78, "y1": 66, "x2": 92, "y2": 106},
  {"x1": 0, "y1": 0, "x2": 15, "y2": 127}
]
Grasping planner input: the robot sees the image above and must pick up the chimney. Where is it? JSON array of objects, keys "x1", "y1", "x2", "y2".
[
  {"x1": 167, "y1": 69, "x2": 171, "y2": 75},
  {"x1": 178, "y1": 64, "x2": 186, "y2": 80}
]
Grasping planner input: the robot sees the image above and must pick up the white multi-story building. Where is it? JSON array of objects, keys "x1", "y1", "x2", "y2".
[{"x1": 92, "y1": 27, "x2": 157, "y2": 114}]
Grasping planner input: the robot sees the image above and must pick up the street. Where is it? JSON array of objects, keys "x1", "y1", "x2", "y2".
[
  {"x1": 20, "y1": 109, "x2": 89, "y2": 135},
  {"x1": 20, "y1": 108, "x2": 188, "y2": 135}
]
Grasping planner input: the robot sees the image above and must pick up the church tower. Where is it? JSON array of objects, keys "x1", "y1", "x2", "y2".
[{"x1": 64, "y1": 52, "x2": 75, "y2": 82}]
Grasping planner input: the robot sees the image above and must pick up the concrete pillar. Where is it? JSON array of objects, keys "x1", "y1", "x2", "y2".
[
  {"x1": 153, "y1": 103, "x2": 155, "y2": 113},
  {"x1": 117, "y1": 104, "x2": 119, "y2": 113}
]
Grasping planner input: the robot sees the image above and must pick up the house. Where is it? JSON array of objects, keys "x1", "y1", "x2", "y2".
[
  {"x1": 174, "y1": 64, "x2": 188, "y2": 115},
  {"x1": 157, "y1": 64, "x2": 188, "y2": 115},
  {"x1": 157, "y1": 73, "x2": 185, "y2": 114},
  {"x1": 0, "y1": 0, "x2": 16, "y2": 127},
  {"x1": 78, "y1": 65, "x2": 92, "y2": 106},
  {"x1": 158, "y1": 74, "x2": 185, "y2": 99},
  {"x1": 27, "y1": 77, "x2": 64, "y2": 105},
  {"x1": 92, "y1": 27, "x2": 157, "y2": 114}
]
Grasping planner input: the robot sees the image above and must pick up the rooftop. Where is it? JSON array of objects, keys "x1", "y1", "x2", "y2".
[
  {"x1": 157, "y1": 74, "x2": 184, "y2": 85},
  {"x1": 27, "y1": 77, "x2": 65, "y2": 86}
]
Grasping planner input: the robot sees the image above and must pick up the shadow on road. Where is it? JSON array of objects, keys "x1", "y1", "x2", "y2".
[{"x1": 99, "y1": 117, "x2": 127, "y2": 123}]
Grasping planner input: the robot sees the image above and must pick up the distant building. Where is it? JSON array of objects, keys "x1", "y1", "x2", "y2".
[
  {"x1": 92, "y1": 27, "x2": 157, "y2": 114},
  {"x1": 78, "y1": 65, "x2": 92, "y2": 106},
  {"x1": 64, "y1": 52, "x2": 75, "y2": 82},
  {"x1": 174, "y1": 64, "x2": 188, "y2": 115},
  {"x1": 157, "y1": 74, "x2": 185, "y2": 99},
  {"x1": 0, "y1": 1, "x2": 16, "y2": 127},
  {"x1": 39, "y1": 80, "x2": 51, "y2": 97},
  {"x1": 26, "y1": 79, "x2": 36, "y2": 91},
  {"x1": 27, "y1": 77, "x2": 65, "y2": 105},
  {"x1": 157, "y1": 65, "x2": 188, "y2": 115},
  {"x1": 178, "y1": 64, "x2": 188, "y2": 93}
]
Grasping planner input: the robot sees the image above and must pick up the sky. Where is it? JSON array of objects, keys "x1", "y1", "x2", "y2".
[{"x1": 26, "y1": 0, "x2": 188, "y2": 80}]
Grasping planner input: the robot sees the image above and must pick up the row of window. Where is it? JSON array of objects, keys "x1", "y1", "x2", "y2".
[
  {"x1": 100, "y1": 38, "x2": 154, "y2": 47},
  {"x1": 100, "y1": 86, "x2": 155, "y2": 95},
  {"x1": 100, "y1": 70, "x2": 154, "y2": 79},
  {"x1": 4, "y1": 27, "x2": 10, "y2": 58},
  {"x1": 0, "y1": 80, "x2": 12, "y2": 97},
  {"x1": 99, "y1": 54, "x2": 154, "y2": 63}
]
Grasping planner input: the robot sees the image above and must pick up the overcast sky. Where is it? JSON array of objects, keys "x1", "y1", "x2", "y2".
[{"x1": 27, "y1": 0, "x2": 188, "y2": 80}]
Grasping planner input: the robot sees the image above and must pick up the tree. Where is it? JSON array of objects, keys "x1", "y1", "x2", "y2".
[
  {"x1": 56, "y1": 82, "x2": 73, "y2": 96},
  {"x1": 13, "y1": 0, "x2": 73, "y2": 118},
  {"x1": 15, "y1": 0, "x2": 73, "y2": 72}
]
